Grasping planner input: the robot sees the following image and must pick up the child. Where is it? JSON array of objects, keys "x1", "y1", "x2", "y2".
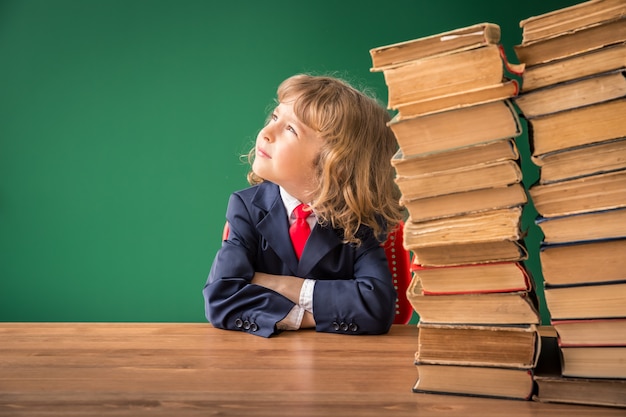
[{"x1": 203, "y1": 74, "x2": 404, "y2": 337}]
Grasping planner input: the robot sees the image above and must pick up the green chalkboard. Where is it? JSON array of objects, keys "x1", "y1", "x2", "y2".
[{"x1": 0, "y1": 0, "x2": 582, "y2": 323}]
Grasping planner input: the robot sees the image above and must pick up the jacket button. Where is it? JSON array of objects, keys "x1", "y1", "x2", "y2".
[
  {"x1": 243, "y1": 320, "x2": 251, "y2": 330},
  {"x1": 250, "y1": 323, "x2": 258, "y2": 332},
  {"x1": 340, "y1": 322, "x2": 348, "y2": 332},
  {"x1": 332, "y1": 321, "x2": 340, "y2": 331},
  {"x1": 349, "y1": 323, "x2": 358, "y2": 332},
  {"x1": 234, "y1": 318, "x2": 243, "y2": 328}
]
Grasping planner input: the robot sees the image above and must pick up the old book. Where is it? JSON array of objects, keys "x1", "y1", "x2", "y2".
[
  {"x1": 413, "y1": 363, "x2": 535, "y2": 400},
  {"x1": 528, "y1": 98, "x2": 626, "y2": 157},
  {"x1": 403, "y1": 207, "x2": 523, "y2": 249},
  {"x1": 539, "y1": 238, "x2": 626, "y2": 286},
  {"x1": 381, "y1": 44, "x2": 509, "y2": 110},
  {"x1": 395, "y1": 159, "x2": 522, "y2": 201},
  {"x1": 412, "y1": 261, "x2": 531, "y2": 295},
  {"x1": 561, "y1": 346, "x2": 626, "y2": 378},
  {"x1": 553, "y1": 318, "x2": 626, "y2": 347},
  {"x1": 389, "y1": 100, "x2": 522, "y2": 157},
  {"x1": 530, "y1": 170, "x2": 626, "y2": 218},
  {"x1": 521, "y1": 42, "x2": 626, "y2": 92},
  {"x1": 401, "y1": 183, "x2": 528, "y2": 223},
  {"x1": 407, "y1": 277, "x2": 539, "y2": 325},
  {"x1": 514, "y1": 17, "x2": 626, "y2": 66},
  {"x1": 411, "y1": 239, "x2": 528, "y2": 267},
  {"x1": 395, "y1": 79, "x2": 519, "y2": 118},
  {"x1": 544, "y1": 281, "x2": 626, "y2": 320},
  {"x1": 537, "y1": 208, "x2": 626, "y2": 244},
  {"x1": 369, "y1": 22, "x2": 501, "y2": 70},
  {"x1": 533, "y1": 330, "x2": 626, "y2": 407},
  {"x1": 515, "y1": 70, "x2": 626, "y2": 118},
  {"x1": 416, "y1": 323, "x2": 540, "y2": 368},
  {"x1": 535, "y1": 375, "x2": 626, "y2": 407},
  {"x1": 519, "y1": 0, "x2": 626, "y2": 44},
  {"x1": 533, "y1": 138, "x2": 626, "y2": 184},
  {"x1": 391, "y1": 139, "x2": 519, "y2": 177}
]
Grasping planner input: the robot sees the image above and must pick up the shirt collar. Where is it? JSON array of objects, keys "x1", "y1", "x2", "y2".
[{"x1": 279, "y1": 187, "x2": 314, "y2": 219}]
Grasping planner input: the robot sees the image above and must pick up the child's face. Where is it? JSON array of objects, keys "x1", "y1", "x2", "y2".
[{"x1": 253, "y1": 100, "x2": 324, "y2": 201}]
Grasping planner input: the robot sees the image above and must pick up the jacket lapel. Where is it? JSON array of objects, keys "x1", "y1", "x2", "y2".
[
  {"x1": 252, "y1": 182, "x2": 344, "y2": 278},
  {"x1": 253, "y1": 183, "x2": 300, "y2": 274},
  {"x1": 297, "y1": 224, "x2": 343, "y2": 277}
]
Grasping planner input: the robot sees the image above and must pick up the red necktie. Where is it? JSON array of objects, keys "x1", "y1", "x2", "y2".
[{"x1": 289, "y1": 204, "x2": 311, "y2": 260}]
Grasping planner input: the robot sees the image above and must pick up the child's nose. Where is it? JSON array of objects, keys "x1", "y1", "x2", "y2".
[{"x1": 260, "y1": 125, "x2": 276, "y2": 142}]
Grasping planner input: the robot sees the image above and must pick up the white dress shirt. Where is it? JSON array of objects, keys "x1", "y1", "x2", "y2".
[{"x1": 276, "y1": 187, "x2": 316, "y2": 330}]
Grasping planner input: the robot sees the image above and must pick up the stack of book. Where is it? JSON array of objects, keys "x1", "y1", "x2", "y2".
[
  {"x1": 514, "y1": 0, "x2": 626, "y2": 408},
  {"x1": 370, "y1": 23, "x2": 541, "y2": 400}
]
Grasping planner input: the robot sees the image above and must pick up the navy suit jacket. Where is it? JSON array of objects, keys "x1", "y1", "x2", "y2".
[{"x1": 203, "y1": 181, "x2": 396, "y2": 338}]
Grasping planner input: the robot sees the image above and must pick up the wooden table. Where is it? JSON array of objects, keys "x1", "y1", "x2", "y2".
[{"x1": 0, "y1": 323, "x2": 623, "y2": 416}]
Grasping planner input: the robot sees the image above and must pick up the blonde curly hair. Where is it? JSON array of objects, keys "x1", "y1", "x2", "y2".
[{"x1": 247, "y1": 74, "x2": 404, "y2": 244}]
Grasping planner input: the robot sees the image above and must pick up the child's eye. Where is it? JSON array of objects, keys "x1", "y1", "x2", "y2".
[
  {"x1": 271, "y1": 113, "x2": 278, "y2": 122},
  {"x1": 286, "y1": 125, "x2": 298, "y2": 136}
]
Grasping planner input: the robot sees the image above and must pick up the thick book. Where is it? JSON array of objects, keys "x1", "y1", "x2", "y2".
[
  {"x1": 412, "y1": 363, "x2": 535, "y2": 400},
  {"x1": 391, "y1": 138, "x2": 519, "y2": 177},
  {"x1": 407, "y1": 276, "x2": 540, "y2": 325},
  {"x1": 389, "y1": 100, "x2": 522, "y2": 157},
  {"x1": 395, "y1": 159, "x2": 522, "y2": 201},
  {"x1": 411, "y1": 239, "x2": 528, "y2": 267},
  {"x1": 515, "y1": 70, "x2": 626, "y2": 118},
  {"x1": 521, "y1": 42, "x2": 626, "y2": 92},
  {"x1": 412, "y1": 261, "x2": 531, "y2": 295},
  {"x1": 401, "y1": 183, "x2": 528, "y2": 223},
  {"x1": 540, "y1": 238, "x2": 626, "y2": 286},
  {"x1": 369, "y1": 23, "x2": 501, "y2": 70},
  {"x1": 395, "y1": 79, "x2": 519, "y2": 119},
  {"x1": 403, "y1": 207, "x2": 523, "y2": 249},
  {"x1": 530, "y1": 170, "x2": 626, "y2": 218},
  {"x1": 544, "y1": 280, "x2": 626, "y2": 320},
  {"x1": 381, "y1": 44, "x2": 509, "y2": 110},
  {"x1": 416, "y1": 323, "x2": 540, "y2": 368},
  {"x1": 519, "y1": 0, "x2": 626, "y2": 45},
  {"x1": 533, "y1": 138, "x2": 626, "y2": 184},
  {"x1": 528, "y1": 97, "x2": 626, "y2": 157},
  {"x1": 514, "y1": 16, "x2": 626, "y2": 67},
  {"x1": 533, "y1": 329, "x2": 626, "y2": 407},
  {"x1": 537, "y1": 208, "x2": 626, "y2": 244},
  {"x1": 553, "y1": 318, "x2": 626, "y2": 347},
  {"x1": 561, "y1": 346, "x2": 626, "y2": 379}
]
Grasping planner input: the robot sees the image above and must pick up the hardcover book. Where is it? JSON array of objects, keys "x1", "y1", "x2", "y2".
[
  {"x1": 407, "y1": 276, "x2": 540, "y2": 325},
  {"x1": 416, "y1": 323, "x2": 540, "y2": 368},
  {"x1": 537, "y1": 209, "x2": 626, "y2": 244},
  {"x1": 530, "y1": 170, "x2": 626, "y2": 218},
  {"x1": 514, "y1": 16, "x2": 626, "y2": 66},
  {"x1": 527, "y1": 97, "x2": 626, "y2": 157},
  {"x1": 401, "y1": 183, "x2": 527, "y2": 223},
  {"x1": 369, "y1": 22, "x2": 501, "y2": 70},
  {"x1": 413, "y1": 363, "x2": 535, "y2": 400},
  {"x1": 521, "y1": 42, "x2": 626, "y2": 92},
  {"x1": 533, "y1": 138, "x2": 626, "y2": 185},
  {"x1": 389, "y1": 100, "x2": 522, "y2": 157},
  {"x1": 544, "y1": 280, "x2": 626, "y2": 320},
  {"x1": 410, "y1": 240, "x2": 528, "y2": 267},
  {"x1": 515, "y1": 70, "x2": 626, "y2": 118},
  {"x1": 403, "y1": 207, "x2": 523, "y2": 249},
  {"x1": 395, "y1": 159, "x2": 522, "y2": 201},
  {"x1": 412, "y1": 261, "x2": 531, "y2": 295},
  {"x1": 391, "y1": 139, "x2": 519, "y2": 177},
  {"x1": 533, "y1": 328, "x2": 626, "y2": 407}
]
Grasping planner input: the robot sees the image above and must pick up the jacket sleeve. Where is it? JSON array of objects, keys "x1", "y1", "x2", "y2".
[
  {"x1": 312, "y1": 233, "x2": 397, "y2": 335},
  {"x1": 203, "y1": 193, "x2": 295, "y2": 338}
]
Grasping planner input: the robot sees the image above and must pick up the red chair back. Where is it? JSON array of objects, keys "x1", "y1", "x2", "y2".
[{"x1": 382, "y1": 221, "x2": 413, "y2": 324}]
